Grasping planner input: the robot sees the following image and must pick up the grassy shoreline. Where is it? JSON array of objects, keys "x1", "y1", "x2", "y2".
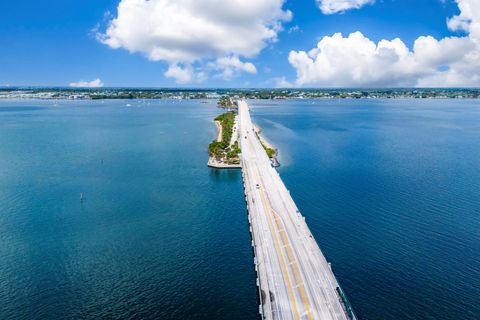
[{"x1": 254, "y1": 126, "x2": 277, "y2": 159}]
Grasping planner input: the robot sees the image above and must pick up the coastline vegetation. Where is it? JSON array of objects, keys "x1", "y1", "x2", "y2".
[
  {"x1": 218, "y1": 96, "x2": 235, "y2": 108},
  {"x1": 255, "y1": 131, "x2": 276, "y2": 159},
  {"x1": 3, "y1": 88, "x2": 480, "y2": 100},
  {"x1": 208, "y1": 112, "x2": 241, "y2": 164},
  {"x1": 262, "y1": 144, "x2": 276, "y2": 159}
]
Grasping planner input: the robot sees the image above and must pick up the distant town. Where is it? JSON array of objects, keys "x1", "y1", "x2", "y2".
[{"x1": 1, "y1": 87, "x2": 480, "y2": 100}]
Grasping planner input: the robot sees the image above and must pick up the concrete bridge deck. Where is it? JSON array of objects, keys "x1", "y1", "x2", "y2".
[{"x1": 238, "y1": 100, "x2": 356, "y2": 320}]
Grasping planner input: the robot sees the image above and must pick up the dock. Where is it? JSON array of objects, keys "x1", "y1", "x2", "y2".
[{"x1": 238, "y1": 100, "x2": 356, "y2": 320}]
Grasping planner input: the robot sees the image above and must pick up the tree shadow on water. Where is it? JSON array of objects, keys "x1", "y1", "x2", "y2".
[{"x1": 209, "y1": 168, "x2": 242, "y2": 183}]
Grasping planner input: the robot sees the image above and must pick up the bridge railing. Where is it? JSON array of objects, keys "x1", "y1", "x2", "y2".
[{"x1": 336, "y1": 285, "x2": 358, "y2": 320}]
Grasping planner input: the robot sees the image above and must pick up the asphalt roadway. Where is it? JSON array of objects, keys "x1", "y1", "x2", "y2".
[{"x1": 238, "y1": 100, "x2": 353, "y2": 320}]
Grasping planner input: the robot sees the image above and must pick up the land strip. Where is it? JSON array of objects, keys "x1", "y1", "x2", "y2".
[{"x1": 208, "y1": 111, "x2": 241, "y2": 169}]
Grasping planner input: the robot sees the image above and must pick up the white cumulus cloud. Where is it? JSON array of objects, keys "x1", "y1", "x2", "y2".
[
  {"x1": 164, "y1": 64, "x2": 207, "y2": 84},
  {"x1": 98, "y1": 0, "x2": 291, "y2": 83},
  {"x1": 288, "y1": 0, "x2": 480, "y2": 87},
  {"x1": 274, "y1": 76, "x2": 293, "y2": 88},
  {"x1": 317, "y1": 0, "x2": 374, "y2": 14},
  {"x1": 164, "y1": 65, "x2": 194, "y2": 84},
  {"x1": 212, "y1": 56, "x2": 257, "y2": 80},
  {"x1": 447, "y1": 0, "x2": 480, "y2": 34},
  {"x1": 69, "y1": 78, "x2": 104, "y2": 88}
]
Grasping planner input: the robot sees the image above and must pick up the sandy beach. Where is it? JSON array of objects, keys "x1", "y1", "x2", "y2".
[
  {"x1": 215, "y1": 120, "x2": 222, "y2": 142},
  {"x1": 253, "y1": 124, "x2": 276, "y2": 150}
]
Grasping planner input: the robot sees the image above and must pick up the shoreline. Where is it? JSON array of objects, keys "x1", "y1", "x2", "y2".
[
  {"x1": 3, "y1": 97, "x2": 480, "y2": 101},
  {"x1": 253, "y1": 124, "x2": 275, "y2": 150},
  {"x1": 2, "y1": 88, "x2": 480, "y2": 101},
  {"x1": 214, "y1": 120, "x2": 222, "y2": 142},
  {"x1": 207, "y1": 157, "x2": 241, "y2": 169},
  {"x1": 208, "y1": 112, "x2": 241, "y2": 169},
  {"x1": 253, "y1": 124, "x2": 280, "y2": 167}
]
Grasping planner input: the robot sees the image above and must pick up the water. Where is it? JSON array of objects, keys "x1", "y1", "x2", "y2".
[
  {"x1": 0, "y1": 99, "x2": 479, "y2": 319},
  {"x1": 0, "y1": 100, "x2": 258, "y2": 319},
  {"x1": 251, "y1": 99, "x2": 480, "y2": 320}
]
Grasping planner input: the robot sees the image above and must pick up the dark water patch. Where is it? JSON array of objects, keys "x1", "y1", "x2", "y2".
[{"x1": 0, "y1": 106, "x2": 46, "y2": 112}]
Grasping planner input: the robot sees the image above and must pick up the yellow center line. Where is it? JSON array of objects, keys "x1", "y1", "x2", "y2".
[
  {"x1": 272, "y1": 209, "x2": 313, "y2": 320},
  {"x1": 245, "y1": 108, "x2": 313, "y2": 320},
  {"x1": 253, "y1": 166, "x2": 300, "y2": 320}
]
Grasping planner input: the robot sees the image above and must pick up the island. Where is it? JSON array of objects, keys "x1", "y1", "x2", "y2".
[
  {"x1": 217, "y1": 96, "x2": 235, "y2": 108},
  {"x1": 207, "y1": 111, "x2": 242, "y2": 168},
  {"x1": 207, "y1": 102, "x2": 279, "y2": 169}
]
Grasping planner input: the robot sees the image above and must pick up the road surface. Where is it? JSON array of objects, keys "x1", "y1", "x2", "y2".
[{"x1": 238, "y1": 100, "x2": 355, "y2": 320}]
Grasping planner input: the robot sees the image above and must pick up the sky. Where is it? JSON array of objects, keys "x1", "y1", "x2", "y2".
[{"x1": 0, "y1": 0, "x2": 478, "y2": 88}]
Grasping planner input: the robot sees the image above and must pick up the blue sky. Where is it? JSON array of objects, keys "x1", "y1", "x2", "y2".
[{"x1": 0, "y1": 0, "x2": 477, "y2": 88}]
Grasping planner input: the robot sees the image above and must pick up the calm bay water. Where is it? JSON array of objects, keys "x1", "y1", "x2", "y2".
[{"x1": 0, "y1": 99, "x2": 479, "y2": 319}]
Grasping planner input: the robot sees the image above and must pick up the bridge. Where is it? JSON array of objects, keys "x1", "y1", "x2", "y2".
[{"x1": 238, "y1": 100, "x2": 356, "y2": 320}]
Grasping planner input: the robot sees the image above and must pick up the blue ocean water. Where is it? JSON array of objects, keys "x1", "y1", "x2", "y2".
[
  {"x1": 0, "y1": 100, "x2": 258, "y2": 319},
  {"x1": 251, "y1": 99, "x2": 480, "y2": 320},
  {"x1": 0, "y1": 98, "x2": 479, "y2": 319}
]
